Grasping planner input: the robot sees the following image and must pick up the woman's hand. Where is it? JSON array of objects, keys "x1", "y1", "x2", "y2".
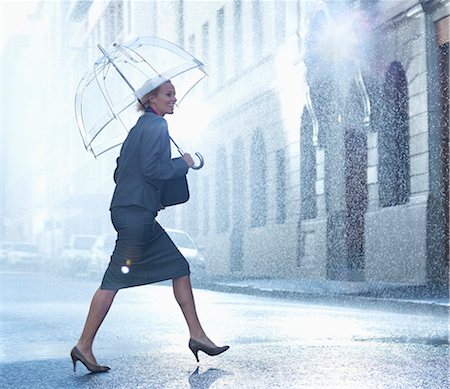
[{"x1": 182, "y1": 153, "x2": 195, "y2": 168}]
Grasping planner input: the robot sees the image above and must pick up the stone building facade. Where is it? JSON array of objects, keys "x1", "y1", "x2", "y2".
[
  {"x1": 4, "y1": 0, "x2": 447, "y2": 287},
  {"x1": 160, "y1": 0, "x2": 449, "y2": 287}
]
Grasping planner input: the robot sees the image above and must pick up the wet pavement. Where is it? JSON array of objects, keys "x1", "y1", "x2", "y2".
[{"x1": 0, "y1": 271, "x2": 448, "y2": 388}]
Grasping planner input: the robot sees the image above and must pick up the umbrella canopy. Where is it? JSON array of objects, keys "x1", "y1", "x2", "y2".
[{"x1": 75, "y1": 36, "x2": 207, "y2": 157}]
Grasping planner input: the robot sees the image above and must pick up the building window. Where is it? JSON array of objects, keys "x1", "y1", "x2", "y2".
[
  {"x1": 216, "y1": 8, "x2": 225, "y2": 85},
  {"x1": 188, "y1": 34, "x2": 196, "y2": 57},
  {"x1": 116, "y1": 1, "x2": 123, "y2": 37},
  {"x1": 231, "y1": 138, "x2": 246, "y2": 272},
  {"x1": 250, "y1": 129, "x2": 267, "y2": 227},
  {"x1": 177, "y1": 0, "x2": 184, "y2": 47},
  {"x1": 104, "y1": 1, "x2": 123, "y2": 42},
  {"x1": 202, "y1": 22, "x2": 209, "y2": 62},
  {"x1": 202, "y1": 22, "x2": 210, "y2": 91},
  {"x1": 276, "y1": 149, "x2": 287, "y2": 224},
  {"x1": 202, "y1": 176, "x2": 210, "y2": 235},
  {"x1": 189, "y1": 173, "x2": 199, "y2": 236},
  {"x1": 300, "y1": 107, "x2": 317, "y2": 220},
  {"x1": 233, "y1": 0, "x2": 243, "y2": 75},
  {"x1": 252, "y1": 0, "x2": 263, "y2": 60},
  {"x1": 126, "y1": 0, "x2": 132, "y2": 34},
  {"x1": 232, "y1": 138, "x2": 246, "y2": 223},
  {"x1": 296, "y1": 0, "x2": 301, "y2": 50},
  {"x1": 275, "y1": 0, "x2": 286, "y2": 43},
  {"x1": 379, "y1": 61, "x2": 410, "y2": 207},
  {"x1": 150, "y1": 1, "x2": 158, "y2": 36},
  {"x1": 215, "y1": 148, "x2": 230, "y2": 233}
]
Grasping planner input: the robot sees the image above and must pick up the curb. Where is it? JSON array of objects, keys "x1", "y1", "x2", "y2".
[{"x1": 194, "y1": 280, "x2": 450, "y2": 315}]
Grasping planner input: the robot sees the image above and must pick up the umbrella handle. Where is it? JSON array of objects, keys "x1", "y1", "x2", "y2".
[
  {"x1": 191, "y1": 152, "x2": 204, "y2": 170},
  {"x1": 170, "y1": 136, "x2": 203, "y2": 169}
]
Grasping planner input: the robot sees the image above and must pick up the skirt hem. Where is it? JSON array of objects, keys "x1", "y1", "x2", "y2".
[{"x1": 99, "y1": 268, "x2": 190, "y2": 291}]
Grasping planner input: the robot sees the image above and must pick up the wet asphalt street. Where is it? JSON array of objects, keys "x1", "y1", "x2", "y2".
[{"x1": 0, "y1": 271, "x2": 448, "y2": 389}]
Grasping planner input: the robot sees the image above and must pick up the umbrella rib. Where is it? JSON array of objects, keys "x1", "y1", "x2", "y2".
[
  {"x1": 120, "y1": 43, "x2": 206, "y2": 87},
  {"x1": 94, "y1": 141, "x2": 124, "y2": 158},
  {"x1": 98, "y1": 44, "x2": 138, "y2": 94},
  {"x1": 176, "y1": 74, "x2": 206, "y2": 105},
  {"x1": 117, "y1": 44, "x2": 161, "y2": 76},
  {"x1": 74, "y1": 75, "x2": 93, "y2": 149},
  {"x1": 86, "y1": 100, "x2": 134, "y2": 148},
  {"x1": 93, "y1": 63, "x2": 118, "y2": 121}
]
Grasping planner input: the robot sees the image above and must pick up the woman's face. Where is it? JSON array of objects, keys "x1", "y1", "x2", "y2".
[{"x1": 149, "y1": 82, "x2": 177, "y2": 116}]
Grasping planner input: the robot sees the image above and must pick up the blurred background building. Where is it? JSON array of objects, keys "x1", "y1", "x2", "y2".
[{"x1": 1, "y1": 0, "x2": 448, "y2": 287}]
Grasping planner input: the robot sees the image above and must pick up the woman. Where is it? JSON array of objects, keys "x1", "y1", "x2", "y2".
[{"x1": 70, "y1": 79, "x2": 229, "y2": 373}]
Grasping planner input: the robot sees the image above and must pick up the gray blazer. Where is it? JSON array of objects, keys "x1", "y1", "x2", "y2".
[{"x1": 110, "y1": 110, "x2": 189, "y2": 213}]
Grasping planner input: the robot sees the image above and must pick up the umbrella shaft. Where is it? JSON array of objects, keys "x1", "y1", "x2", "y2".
[
  {"x1": 97, "y1": 44, "x2": 137, "y2": 94},
  {"x1": 169, "y1": 136, "x2": 184, "y2": 156}
]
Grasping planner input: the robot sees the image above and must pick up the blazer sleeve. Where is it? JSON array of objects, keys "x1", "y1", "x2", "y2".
[{"x1": 140, "y1": 117, "x2": 189, "y2": 180}]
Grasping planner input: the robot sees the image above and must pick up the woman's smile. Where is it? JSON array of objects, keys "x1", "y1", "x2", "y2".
[{"x1": 150, "y1": 82, "x2": 177, "y2": 116}]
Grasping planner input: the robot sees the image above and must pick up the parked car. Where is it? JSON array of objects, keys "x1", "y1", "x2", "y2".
[
  {"x1": 0, "y1": 242, "x2": 14, "y2": 264},
  {"x1": 62, "y1": 235, "x2": 98, "y2": 276},
  {"x1": 165, "y1": 228, "x2": 205, "y2": 273},
  {"x1": 89, "y1": 233, "x2": 116, "y2": 277},
  {"x1": 5, "y1": 242, "x2": 42, "y2": 270}
]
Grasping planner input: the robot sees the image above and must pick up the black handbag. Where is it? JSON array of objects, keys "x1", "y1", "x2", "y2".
[{"x1": 160, "y1": 176, "x2": 190, "y2": 207}]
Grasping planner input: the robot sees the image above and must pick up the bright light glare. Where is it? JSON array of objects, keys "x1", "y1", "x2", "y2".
[
  {"x1": 1, "y1": 1, "x2": 36, "y2": 53},
  {"x1": 314, "y1": 14, "x2": 360, "y2": 62},
  {"x1": 167, "y1": 97, "x2": 210, "y2": 145},
  {"x1": 274, "y1": 37, "x2": 306, "y2": 143}
]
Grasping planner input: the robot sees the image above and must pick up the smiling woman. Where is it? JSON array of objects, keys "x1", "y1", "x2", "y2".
[
  {"x1": 138, "y1": 80, "x2": 177, "y2": 116},
  {"x1": 71, "y1": 78, "x2": 228, "y2": 373}
]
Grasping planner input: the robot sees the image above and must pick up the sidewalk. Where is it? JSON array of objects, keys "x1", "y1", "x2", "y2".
[{"x1": 199, "y1": 276, "x2": 450, "y2": 313}]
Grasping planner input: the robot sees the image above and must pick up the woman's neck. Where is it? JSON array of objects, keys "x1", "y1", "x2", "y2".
[{"x1": 147, "y1": 106, "x2": 163, "y2": 116}]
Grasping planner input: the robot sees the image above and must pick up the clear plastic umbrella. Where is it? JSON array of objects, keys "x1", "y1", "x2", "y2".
[{"x1": 75, "y1": 36, "x2": 207, "y2": 163}]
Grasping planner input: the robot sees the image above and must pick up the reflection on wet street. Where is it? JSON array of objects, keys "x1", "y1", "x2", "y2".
[{"x1": 1, "y1": 271, "x2": 448, "y2": 388}]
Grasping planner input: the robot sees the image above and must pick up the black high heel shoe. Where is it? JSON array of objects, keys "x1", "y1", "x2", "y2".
[
  {"x1": 70, "y1": 346, "x2": 110, "y2": 373},
  {"x1": 188, "y1": 339, "x2": 229, "y2": 362}
]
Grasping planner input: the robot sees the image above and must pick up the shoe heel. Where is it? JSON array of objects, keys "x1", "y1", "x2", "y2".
[
  {"x1": 70, "y1": 352, "x2": 77, "y2": 372},
  {"x1": 188, "y1": 340, "x2": 200, "y2": 362},
  {"x1": 191, "y1": 348, "x2": 199, "y2": 363}
]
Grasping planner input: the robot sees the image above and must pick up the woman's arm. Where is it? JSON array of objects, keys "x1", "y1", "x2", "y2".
[{"x1": 140, "y1": 117, "x2": 189, "y2": 180}]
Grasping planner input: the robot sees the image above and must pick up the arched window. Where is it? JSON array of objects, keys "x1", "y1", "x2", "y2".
[
  {"x1": 215, "y1": 148, "x2": 230, "y2": 233},
  {"x1": 231, "y1": 138, "x2": 246, "y2": 271},
  {"x1": 188, "y1": 173, "x2": 199, "y2": 236},
  {"x1": 275, "y1": 149, "x2": 287, "y2": 224},
  {"x1": 233, "y1": 0, "x2": 243, "y2": 75},
  {"x1": 379, "y1": 61, "x2": 410, "y2": 207},
  {"x1": 216, "y1": 8, "x2": 225, "y2": 85},
  {"x1": 300, "y1": 107, "x2": 317, "y2": 220},
  {"x1": 252, "y1": 0, "x2": 263, "y2": 60},
  {"x1": 202, "y1": 176, "x2": 210, "y2": 235},
  {"x1": 250, "y1": 129, "x2": 267, "y2": 227},
  {"x1": 232, "y1": 138, "x2": 246, "y2": 224}
]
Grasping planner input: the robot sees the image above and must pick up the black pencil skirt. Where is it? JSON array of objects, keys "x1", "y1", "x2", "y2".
[{"x1": 100, "y1": 206, "x2": 190, "y2": 290}]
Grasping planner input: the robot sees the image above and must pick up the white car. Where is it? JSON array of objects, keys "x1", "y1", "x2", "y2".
[
  {"x1": 62, "y1": 235, "x2": 98, "y2": 276},
  {"x1": 165, "y1": 228, "x2": 205, "y2": 273},
  {"x1": 4, "y1": 242, "x2": 42, "y2": 270},
  {"x1": 89, "y1": 233, "x2": 117, "y2": 276},
  {"x1": 0, "y1": 242, "x2": 14, "y2": 263}
]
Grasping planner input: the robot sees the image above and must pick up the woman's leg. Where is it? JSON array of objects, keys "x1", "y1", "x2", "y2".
[
  {"x1": 172, "y1": 275, "x2": 218, "y2": 347},
  {"x1": 75, "y1": 288, "x2": 118, "y2": 363}
]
